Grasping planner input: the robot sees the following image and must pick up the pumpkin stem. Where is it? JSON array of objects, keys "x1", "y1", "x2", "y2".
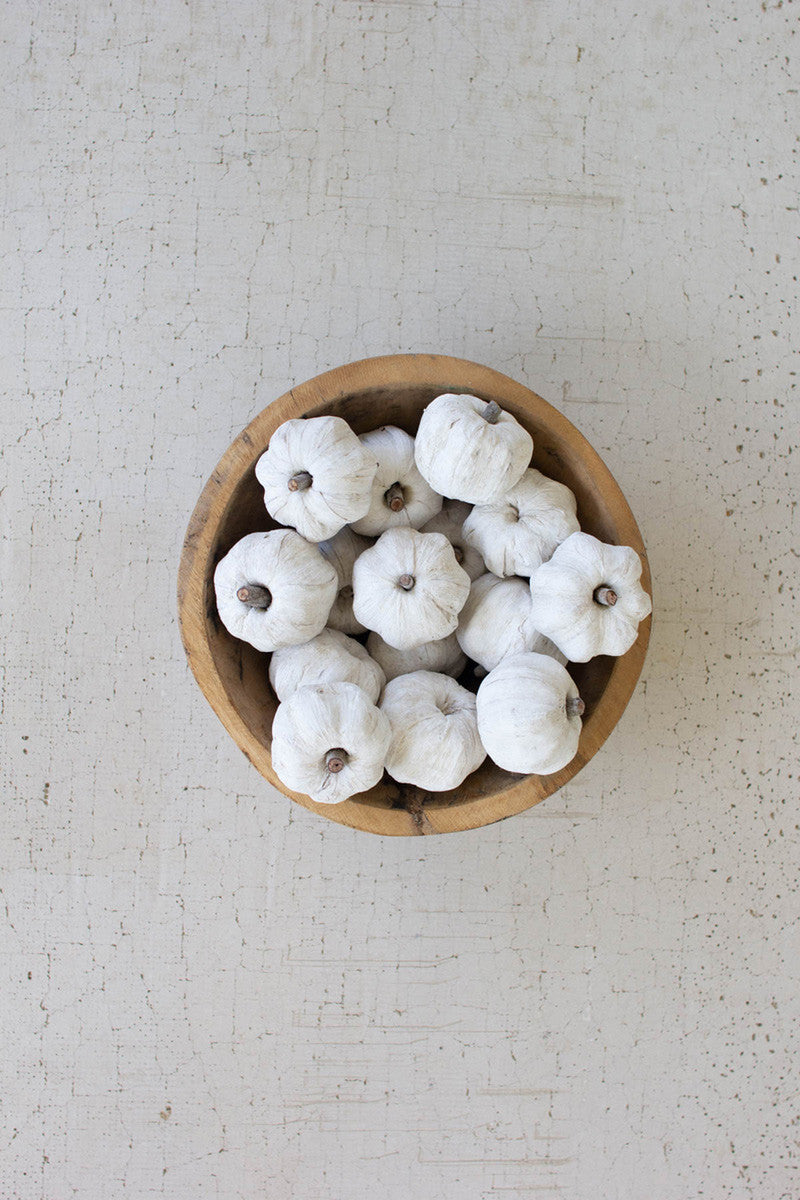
[
  {"x1": 384, "y1": 482, "x2": 406, "y2": 512},
  {"x1": 453, "y1": 545, "x2": 465, "y2": 564},
  {"x1": 483, "y1": 400, "x2": 502, "y2": 424},
  {"x1": 398, "y1": 573, "x2": 415, "y2": 590},
  {"x1": 594, "y1": 585, "x2": 618, "y2": 607},
  {"x1": 339, "y1": 584, "x2": 354, "y2": 600},
  {"x1": 566, "y1": 696, "x2": 586, "y2": 718},
  {"x1": 237, "y1": 583, "x2": 272, "y2": 609},
  {"x1": 325, "y1": 748, "x2": 348, "y2": 774},
  {"x1": 288, "y1": 470, "x2": 312, "y2": 492}
]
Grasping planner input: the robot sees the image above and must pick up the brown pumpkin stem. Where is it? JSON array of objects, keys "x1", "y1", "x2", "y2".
[
  {"x1": 288, "y1": 470, "x2": 312, "y2": 492},
  {"x1": 339, "y1": 584, "x2": 354, "y2": 600},
  {"x1": 384, "y1": 482, "x2": 406, "y2": 512},
  {"x1": 398, "y1": 573, "x2": 415, "y2": 590},
  {"x1": 483, "y1": 400, "x2": 502, "y2": 424},
  {"x1": 325, "y1": 748, "x2": 348, "y2": 774},
  {"x1": 594, "y1": 585, "x2": 618, "y2": 607},
  {"x1": 566, "y1": 696, "x2": 585, "y2": 718},
  {"x1": 237, "y1": 583, "x2": 272, "y2": 609},
  {"x1": 453, "y1": 545, "x2": 465, "y2": 564}
]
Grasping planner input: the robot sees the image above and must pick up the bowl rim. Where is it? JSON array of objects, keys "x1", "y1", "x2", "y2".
[{"x1": 177, "y1": 353, "x2": 652, "y2": 836}]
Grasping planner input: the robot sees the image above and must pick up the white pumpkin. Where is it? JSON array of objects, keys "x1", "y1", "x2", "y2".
[
  {"x1": 414, "y1": 393, "x2": 533, "y2": 505},
  {"x1": 352, "y1": 527, "x2": 470, "y2": 651},
  {"x1": 456, "y1": 573, "x2": 566, "y2": 672},
  {"x1": 476, "y1": 652, "x2": 584, "y2": 775},
  {"x1": 529, "y1": 531, "x2": 652, "y2": 662},
  {"x1": 420, "y1": 498, "x2": 484, "y2": 581},
  {"x1": 350, "y1": 425, "x2": 443, "y2": 536},
  {"x1": 366, "y1": 630, "x2": 466, "y2": 683},
  {"x1": 255, "y1": 415, "x2": 377, "y2": 542},
  {"x1": 214, "y1": 530, "x2": 337, "y2": 653},
  {"x1": 462, "y1": 468, "x2": 580, "y2": 578},
  {"x1": 381, "y1": 671, "x2": 486, "y2": 791},
  {"x1": 269, "y1": 628, "x2": 385, "y2": 704},
  {"x1": 271, "y1": 681, "x2": 391, "y2": 805},
  {"x1": 318, "y1": 526, "x2": 373, "y2": 634}
]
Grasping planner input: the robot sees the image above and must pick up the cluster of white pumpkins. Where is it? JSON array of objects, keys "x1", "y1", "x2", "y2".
[{"x1": 214, "y1": 393, "x2": 651, "y2": 805}]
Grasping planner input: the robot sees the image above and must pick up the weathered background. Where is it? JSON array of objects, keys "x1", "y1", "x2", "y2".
[{"x1": 2, "y1": 2, "x2": 798, "y2": 1197}]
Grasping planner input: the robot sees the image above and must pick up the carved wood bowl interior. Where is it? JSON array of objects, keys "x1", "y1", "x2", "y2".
[{"x1": 178, "y1": 354, "x2": 652, "y2": 836}]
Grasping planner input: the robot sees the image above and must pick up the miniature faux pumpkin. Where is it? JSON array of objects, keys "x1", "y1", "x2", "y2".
[
  {"x1": 214, "y1": 530, "x2": 337, "y2": 653},
  {"x1": 462, "y1": 468, "x2": 580, "y2": 578},
  {"x1": 268, "y1": 628, "x2": 385, "y2": 705},
  {"x1": 255, "y1": 415, "x2": 377, "y2": 542},
  {"x1": 476, "y1": 652, "x2": 584, "y2": 775},
  {"x1": 350, "y1": 425, "x2": 442, "y2": 536},
  {"x1": 420, "y1": 498, "x2": 484, "y2": 581},
  {"x1": 366, "y1": 630, "x2": 467, "y2": 683},
  {"x1": 381, "y1": 671, "x2": 486, "y2": 791},
  {"x1": 414, "y1": 393, "x2": 533, "y2": 505},
  {"x1": 529, "y1": 531, "x2": 652, "y2": 662},
  {"x1": 456, "y1": 573, "x2": 565, "y2": 673},
  {"x1": 352, "y1": 527, "x2": 470, "y2": 651},
  {"x1": 271, "y1": 681, "x2": 391, "y2": 805},
  {"x1": 318, "y1": 526, "x2": 373, "y2": 635}
]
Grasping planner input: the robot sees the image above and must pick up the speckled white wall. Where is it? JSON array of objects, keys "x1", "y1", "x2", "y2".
[{"x1": 2, "y1": 1, "x2": 798, "y2": 1197}]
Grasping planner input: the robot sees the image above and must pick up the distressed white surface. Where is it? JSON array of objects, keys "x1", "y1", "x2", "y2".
[{"x1": 2, "y1": 1, "x2": 798, "y2": 1197}]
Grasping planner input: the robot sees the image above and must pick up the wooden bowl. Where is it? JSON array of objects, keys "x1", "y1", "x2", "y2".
[{"x1": 178, "y1": 354, "x2": 652, "y2": 836}]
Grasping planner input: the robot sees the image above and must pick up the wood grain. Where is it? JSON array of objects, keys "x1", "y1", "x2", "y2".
[{"x1": 177, "y1": 354, "x2": 652, "y2": 835}]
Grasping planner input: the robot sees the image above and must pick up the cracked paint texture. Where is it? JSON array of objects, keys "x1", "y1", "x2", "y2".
[{"x1": 1, "y1": 1, "x2": 798, "y2": 1197}]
